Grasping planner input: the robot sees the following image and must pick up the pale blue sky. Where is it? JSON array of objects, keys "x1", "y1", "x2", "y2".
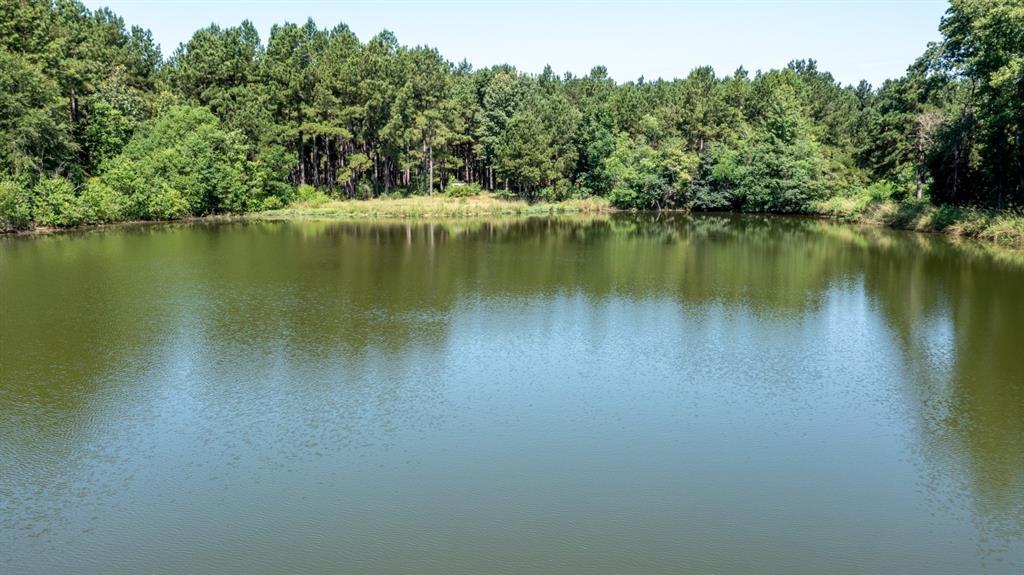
[{"x1": 84, "y1": 0, "x2": 950, "y2": 87}]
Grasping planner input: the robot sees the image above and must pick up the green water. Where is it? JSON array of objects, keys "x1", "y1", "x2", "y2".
[{"x1": 1, "y1": 214, "x2": 1022, "y2": 574}]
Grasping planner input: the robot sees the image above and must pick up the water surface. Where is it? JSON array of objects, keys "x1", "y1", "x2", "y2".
[{"x1": 1, "y1": 214, "x2": 1022, "y2": 573}]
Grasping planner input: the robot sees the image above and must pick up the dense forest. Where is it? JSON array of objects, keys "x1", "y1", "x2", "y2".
[{"x1": 0, "y1": 0, "x2": 1021, "y2": 230}]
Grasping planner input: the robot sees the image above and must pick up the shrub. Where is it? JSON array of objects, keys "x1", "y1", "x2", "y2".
[
  {"x1": 714, "y1": 139, "x2": 827, "y2": 213},
  {"x1": 538, "y1": 185, "x2": 577, "y2": 203},
  {"x1": 293, "y1": 183, "x2": 330, "y2": 207},
  {"x1": 0, "y1": 181, "x2": 33, "y2": 231},
  {"x1": 605, "y1": 135, "x2": 674, "y2": 210},
  {"x1": 247, "y1": 143, "x2": 293, "y2": 207},
  {"x1": 260, "y1": 195, "x2": 283, "y2": 211},
  {"x1": 78, "y1": 178, "x2": 127, "y2": 223},
  {"x1": 143, "y1": 183, "x2": 190, "y2": 220},
  {"x1": 863, "y1": 181, "x2": 896, "y2": 203},
  {"x1": 568, "y1": 186, "x2": 594, "y2": 200},
  {"x1": 976, "y1": 212, "x2": 1024, "y2": 245},
  {"x1": 32, "y1": 177, "x2": 88, "y2": 227},
  {"x1": 98, "y1": 105, "x2": 254, "y2": 219},
  {"x1": 381, "y1": 188, "x2": 409, "y2": 200},
  {"x1": 929, "y1": 205, "x2": 965, "y2": 230},
  {"x1": 445, "y1": 182, "x2": 482, "y2": 198},
  {"x1": 492, "y1": 188, "x2": 518, "y2": 200},
  {"x1": 355, "y1": 178, "x2": 374, "y2": 200},
  {"x1": 608, "y1": 185, "x2": 638, "y2": 209},
  {"x1": 294, "y1": 184, "x2": 317, "y2": 202}
]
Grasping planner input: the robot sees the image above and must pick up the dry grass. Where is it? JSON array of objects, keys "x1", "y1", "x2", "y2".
[
  {"x1": 260, "y1": 190, "x2": 1024, "y2": 248},
  {"x1": 257, "y1": 193, "x2": 614, "y2": 220}
]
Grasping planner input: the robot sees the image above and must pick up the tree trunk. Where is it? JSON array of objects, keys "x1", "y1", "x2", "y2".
[
  {"x1": 427, "y1": 123, "x2": 435, "y2": 196},
  {"x1": 373, "y1": 151, "x2": 379, "y2": 196},
  {"x1": 916, "y1": 148, "x2": 923, "y2": 200},
  {"x1": 1017, "y1": 131, "x2": 1023, "y2": 202},
  {"x1": 298, "y1": 133, "x2": 305, "y2": 185},
  {"x1": 310, "y1": 137, "x2": 318, "y2": 188},
  {"x1": 70, "y1": 89, "x2": 79, "y2": 124}
]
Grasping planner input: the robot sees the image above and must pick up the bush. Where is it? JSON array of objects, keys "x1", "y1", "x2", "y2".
[
  {"x1": 78, "y1": 178, "x2": 126, "y2": 223},
  {"x1": 604, "y1": 134, "x2": 681, "y2": 210},
  {"x1": 99, "y1": 105, "x2": 255, "y2": 219},
  {"x1": 537, "y1": 185, "x2": 571, "y2": 203},
  {"x1": 608, "y1": 185, "x2": 639, "y2": 209},
  {"x1": 143, "y1": 183, "x2": 190, "y2": 220},
  {"x1": 260, "y1": 195, "x2": 283, "y2": 211},
  {"x1": 0, "y1": 181, "x2": 33, "y2": 231},
  {"x1": 445, "y1": 182, "x2": 482, "y2": 198},
  {"x1": 356, "y1": 178, "x2": 374, "y2": 200},
  {"x1": 2, "y1": 177, "x2": 128, "y2": 230},
  {"x1": 32, "y1": 177, "x2": 88, "y2": 227},
  {"x1": 247, "y1": 143, "x2": 294, "y2": 207},
  {"x1": 292, "y1": 183, "x2": 331, "y2": 207},
  {"x1": 684, "y1": 180, "x2": 734, "y2": 210},
  {"x1": 712, "y1": 137, "x2": 827, "y2": 213},
  {"x1": 492, "y1": 188, "x2": 518, "y2": 200},
  {"x1": 294, "y1": 184, "x2": 317, "y2": 202},
  {"x1": 863, "y1": 181, "x2": 896, "y2": 203},
  {"x1": 381, "y1": 188, "x2": 409, "y2": 200},
  {"x1": 568, "y1": 186, "x2": 594, "y2": 200}
]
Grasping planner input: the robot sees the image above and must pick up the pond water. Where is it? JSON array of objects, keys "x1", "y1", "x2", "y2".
[{"x1": 1, "y1": 214, "x2": 1022, "y2": 573}]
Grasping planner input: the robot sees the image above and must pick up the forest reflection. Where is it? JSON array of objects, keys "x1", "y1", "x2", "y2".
[
  {"x1": 224, "y1": 214, "x2": 1024, "y2": 530},
  {"x1": 1, "y1": 213, "x2": 1021, "y2": 545}
]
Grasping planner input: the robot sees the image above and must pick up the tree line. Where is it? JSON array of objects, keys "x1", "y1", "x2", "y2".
[{"x1": 1, "y1": 0, "x2": 1021, "y2": 230}]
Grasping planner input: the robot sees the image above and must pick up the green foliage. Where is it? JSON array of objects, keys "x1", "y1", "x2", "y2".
[
  {"x1": 293, "y1": 183, "x2": 330, "y2": 206},
  {"x1": 0, "y1": 181, "x2": 33, "y2": 231},
  {"x1": 932, "y1": 0, "x2": 1024, "y2": 207},
  {"x1": 33, "y1": 177, "x2": 123, "y2": 227},
  {"x1": 681, "y1": 152, "x2": 734, "y2": 210},
  {"x1": 79, "y1": 177, "x2": 127, "y2": 223},
  {"x1": 863, "y1": 180, "x2": 897, "y2": 203},
  {"x1": 0, "y1": 1, "x2": 1020, "y2": 231},
  {"x1": 1, "y1": 177, "x2": 125, "y2": 229},
  {"x1": 445, "y1": 182, "x2": 482, "y2": 198},
  {"x1": 713, "y1": 137, "x2": 827, "y2": 213},
  {"x1": 604, "y1": 134, "x2": 708, "y2": 210},
  {"x1": 260, "y1": 195, "x2": 283, "y2": 211},
  {"x1": 99, "y1": 105, "x2": 255, "y2": 218},
  {"x1": 492, "y1": 188, "x2": 517, "y2": 200},
  {"x1": 355, "y1": 178, "x2": 374, "y2": 200},
  {"x1": 31, "y1": 177, "x2": 87, "y2": 227},
  {"x1": 79, "y1": 100, "x2": 133, "y2": 174},
  {"x1": 606, "y1": 134, "x2": 672, "y2": 209},
  {"x1": 0, "y1": 47, "x2": 72, "y2": 176}
]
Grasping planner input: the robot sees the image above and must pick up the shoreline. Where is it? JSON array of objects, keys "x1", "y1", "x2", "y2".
[
  {"x1": 0, "y1": 214, "x2": 250, "y2": 238},
  {"x1": 814, "y1": 197, "x2": 1024, "y2": 248},
  {"x1": 4, "y1": 194, "x2": 1022, "y2": 250}
]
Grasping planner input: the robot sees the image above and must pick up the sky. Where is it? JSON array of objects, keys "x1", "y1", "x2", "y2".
[{"x1": 82, "y1": 0, "x2": 950, "y2": 87}]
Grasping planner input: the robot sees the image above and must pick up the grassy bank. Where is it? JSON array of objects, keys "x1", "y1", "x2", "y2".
[
  {"x1": 256, "y1": 193, "x2": 613, "y2": 220},
  {"x1": 816, "y1": 194, "x2": 1024, "y2": 247},
  {"x1": 7, "y1": 190, "x2": 1024, "y2": 251},
  {"x1": 260, "y1": 191, "x2": 1024, "y2": 248}
]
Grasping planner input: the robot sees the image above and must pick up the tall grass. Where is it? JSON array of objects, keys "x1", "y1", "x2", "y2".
[
  {"x1": 259, "y1": 193, "x2": 613, "y2": 220},
  {"x1": 814, "y1": 185, "x2": 1024, "y2": 247}
]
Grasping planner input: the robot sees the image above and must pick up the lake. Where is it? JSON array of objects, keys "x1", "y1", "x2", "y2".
[{"x1": 1, "y1": 214, "x2": 1022, "y2": 574}]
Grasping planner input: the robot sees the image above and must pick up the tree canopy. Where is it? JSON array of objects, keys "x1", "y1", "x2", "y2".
[{"x1": 1, "y1": 0, "x2": 1021, "y2": 230}]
